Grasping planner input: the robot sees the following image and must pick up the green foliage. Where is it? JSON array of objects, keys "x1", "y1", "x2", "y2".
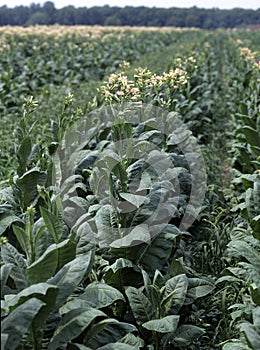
[
  {"x1": 1, "y1": 27, "x2": 260, "y2": 349},
  {"x1": 0, "y1": 5, "x2": 259, "y2": 29}
]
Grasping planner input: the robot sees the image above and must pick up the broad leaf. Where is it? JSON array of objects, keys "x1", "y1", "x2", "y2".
[
  {"x1": 125, "y1": 286, "x2": 154, "y2": 324},
  {"x1": 27, "y1": 239, "x2": 76, "y2": 283},
  {"x1": 110, "y1": 224, "x2": 150, "y2": 248},
  {"x1": 119, "y1": 333, "x2": 144, "y2": 348},
  {"x1": 1, "y1": 298, "x2": 45, "y2": 350},
  {"x1": 241, "y1": 322, "x2": 260, "y2": 350},
  {"x1": 48, "y1": 252, "x2": 93, "y2": 309},
  {"x1": 135, "y1": 232, "x2": 173, "y2": 274},
  {"x1": 48, "y1": 307, "x2": 105, "y2": 350},
  {"x1": 185, "y1": 278, "x2": 214, "y2": 304},
  {"x1": 86, "y1": 320, "x2": 137, "y2": 349},
  {"x1": 172, "y1": 324, "x2": 205, "y2": 346},
  {"x1": 161, "y1": 274, "x2": 188, "y2": 314},
  {"x1": 119, "y1": 193, "x2": 148, "y2": 208},
  {"x1": 40, "y1": 206, "x2": 63, "y2": 244},
  {"x1": 103, "y1": 258, "x2": 141, "y2": 291},
  {"x1": 143, "y1": 315, "x2": 180, "y2": 333},
  {"x1": 95, "y1": 204, "x2": 119, "y2": 248},
  {"x1": 0, "y1": 214, "x2": 23, "y2": 236},
  {"x1": 15, "y1": 169, "x2": 46, "y2": 209},
  {"x1": 242, "y1": 126, "x2": 260, "y2": 149},
  {"x1": 228, "y1": 240, "x2": 260, "y2": 271},
  {"x1": 1, "y1": 243, "x2": 28, "y2": 291},
  {"x1": 79, "y1": 282, "x2": 125, "y2": 309},
  {"x1": 1, "y1": 264, "x2": 13, "y2": 297},
  {"x1": 222, "y1": 341, "x2": 251, "y2": 350},
  {"x1": 12, "y1": 225, "x2": 30, "y2": 259},
  {"x1": 4, "y1": 283, "x2": 57, "y2": 312}
]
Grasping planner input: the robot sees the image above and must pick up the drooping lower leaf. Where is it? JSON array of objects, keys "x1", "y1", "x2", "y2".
[
  {"x1": 1, "y1": 298, "x2": 45, "y2": 350},
  {"x1": 86, "y1": 320, "x2": 137, "y2": 349},
  {"x1": 48, "y1": 307, "x2": 105, "y2": 350},
  {"x1": 172, "y1": 324, "x2": 205, "y2": 347},
  {"x1": 1, "y1": 242, "x2": 28, "y2": 291},
  {"x1": 185, "y1": 277, "x2": 214, "y2": 304},
  {"x1": 47, "y1": 251, "x2": 94, "y2": 309}
]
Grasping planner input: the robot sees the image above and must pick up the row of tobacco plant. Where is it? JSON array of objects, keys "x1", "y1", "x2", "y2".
[{"x1": 0, "y1": 28, "x2": 259, "y2": 349}]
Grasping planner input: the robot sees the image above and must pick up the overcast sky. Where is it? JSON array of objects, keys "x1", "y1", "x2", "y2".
[{"x1": 2, "y1": 0, "x2": 260, "y2": 10}]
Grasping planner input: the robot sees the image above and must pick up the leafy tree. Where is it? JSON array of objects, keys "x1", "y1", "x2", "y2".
[{"x1": 0, "y1": 4, "x2": 259, "y2": 28}]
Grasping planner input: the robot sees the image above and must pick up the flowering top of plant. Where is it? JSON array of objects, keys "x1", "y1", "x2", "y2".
[
  {"x1": 239, "y1": 46, "x2": 257, "y2": 62},
  {"x1": 172, "y1": 55, "x2": 198, "y2": 73},
  {"x1": 100, "y1": 65, "x2": 188, "y2": 106}
]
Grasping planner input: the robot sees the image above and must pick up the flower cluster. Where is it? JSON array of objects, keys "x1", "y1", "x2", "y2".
[
  {"x1": 100, "y1": 72, "x2": 141, "y2": 102},
  {"x1": 172, "y1": 55, "x2": 198, "y2": 73},
  {"x1": 253, "y1": 60, "x2": 260, "y2": 71},
  {"x1": 100, "y1": 65, "x2": 188, "y2": 107},
  {"x1": 239, "y1": 47, "x2": 256, "y2": 62}
]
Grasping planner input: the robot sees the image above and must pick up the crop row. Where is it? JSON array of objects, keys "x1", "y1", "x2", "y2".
[{"x1": 0, "y1": 27, "x2": 259, "y2": 349}]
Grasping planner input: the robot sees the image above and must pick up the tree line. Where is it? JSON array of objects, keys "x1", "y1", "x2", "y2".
[{"x1": 0, "y1": 2, "x2": 259, "y2": 29}]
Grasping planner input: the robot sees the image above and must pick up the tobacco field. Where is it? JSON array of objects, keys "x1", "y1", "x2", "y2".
[{"x1": 0, "y1": 25, "x2": 259, "y2": 350}]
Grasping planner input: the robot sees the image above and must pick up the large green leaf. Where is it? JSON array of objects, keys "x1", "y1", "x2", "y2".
[
  {"x1": 79, "y1": 282, "x2": 125, "y2": 309},
  {"x1": 0, "y1": 214, "x2": 23, "y2": 236},
  {"x1": 0, "y1": 264, "x2": 13, "y2": 297},
  {"x1": 110, "y1": 224, "x2": 150, "y2": 248},
  {"x1": 75, "y1": 221, "x2": 96, "y2": 255},
  {"x1": 33, "y1": 218, "x2": 56, "y2": 260},
  {"x1": 119, "y1": 193, "x2": 148, "y2": 208},
  {"x1": 161, "y1": 274, "x2": 188, "y2": 314},
  {"x1": 222, "y1": 341, "x2": 251, "y2": 350},
  {"x1": 15, "y1": 169, "x2": 46, "y2": 209},
  {"x1": 86, "y1": 320, "x2": 137, "y2": 349},
  {"x1": 84, "y1": 318, "x2": 124, "y2": 345},
  {"x1": 48, "y1": 307, "x2": 105, "y2": 350},
  {"x1": 135, "y1": 232, "x2": 173, "y2": 274},
  {"x1": 17, "y1": 135, "x2": 32, "y2": 176},
  {"x1": 103, "y1": 258, "x2": 141, "y2": 291},
  {"x1": 95, "y1": 204, "x2": 119, "y2": 248},
  {"x1": 4, "y1": 283, "x2": 57, "y2": 312},
  {"x1": 1, "y1": 242, "x2": 28, "y2": 291},
  {"x1": 242, "y1": 126, "x2": 260, "y2": 149},
  {"x1": 60, "y1": 299, "x2": 96, "y2": 314},
  {"x1": 47, "y1": 252, "x2": 93, "y2": 309},
  {"x1": 185, "y1": 278, "x2": 214, "y2": 304},
  {"x1": 27, "y1": 239, "x2": 76, "y2": 283},
  {"x1": 1, "y1": 298, "x2": 45, "y2": 350},
  {"x1": 40, "y1": 206, "x2": 63, "y2": 244},
  {"x1": 4, "y1": 282, "x2": 58, "y2": 348},
  {"x1": 125, "y1": 286, "x2": 154, "y2": 324},
  {"x1": 241, "y1": 323, "x2": 260, "y2": 350},
  {"x1": 119, "y1": 333, "x2": 144, "y2": 348},
  {"x1": 142, "y1": 315, "x2": 180, "y2": 333},
  {"x1": 12, "y1": 225, "x2": 30, "y2": 260},
  {"x1": 228, "y1": 240, "x2": 260, "y2": 271},
  {"x1": 172, "y1": 324, "x2": 205, "y2": 346}
]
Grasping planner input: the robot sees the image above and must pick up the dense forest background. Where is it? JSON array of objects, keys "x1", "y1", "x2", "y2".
[{"x1": 0, "y1": 1, "x2": 259, "y2": 28}]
